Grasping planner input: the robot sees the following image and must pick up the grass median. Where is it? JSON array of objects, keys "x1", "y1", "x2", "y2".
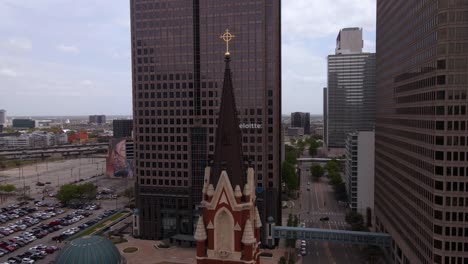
[{"x1": 68, "y1": 210, "x2": 130, "y2": 240}]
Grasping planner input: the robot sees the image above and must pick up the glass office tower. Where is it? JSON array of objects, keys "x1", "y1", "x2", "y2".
[
  {"x1": 130, "y1": 0, "x2": 281, "y2": 241},
  {"x1": 375, "y1": 1, "x2": 468, "y2": 263}
]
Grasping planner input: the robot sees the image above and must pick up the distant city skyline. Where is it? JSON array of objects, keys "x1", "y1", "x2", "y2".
[{"x1": 0, "y1": 0, "x2": 376, "y2": 116}]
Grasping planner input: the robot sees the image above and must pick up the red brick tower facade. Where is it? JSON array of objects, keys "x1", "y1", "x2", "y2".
[{"x1": 194, "y1": 31, "x2": 262, "y2": 264}]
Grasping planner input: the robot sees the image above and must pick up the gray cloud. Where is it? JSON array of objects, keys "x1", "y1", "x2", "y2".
[
  {"x1": 0, "y1": 68, "x2": 18, "y2": 77},
  {"x1": 0, "y1": 0, "x2": 376, "y2": 116},
  {"x1": 6, "y1": 38, "x2": 32, "y2": 51},
  {"x1": 57, "y1": 44, "x2": 79, "y2": 54}
]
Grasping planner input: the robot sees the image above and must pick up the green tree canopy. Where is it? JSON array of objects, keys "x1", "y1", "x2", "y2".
[
  {"x1": 56, "y1": 183, "x2": 97, "y2": 205},
  {"x1": 346, "y1": 211, "x2": 366, "y2": 231},
  {"x1": 0, "y1": 185, "x2": 16, "y2": 192},
  {"x1": 282, "y1": 161, "x2": 299, "y2": 191},
  {"x1": 307, "y1": 138, "x2": 320, "y2": 156},
  {"x1": 278, "y1": 256, "x2": 287, "y2": 264},
  {"x1": 329, "y1": 170, "x2": 343, "y2": 186},
  {"x1": 285, "y1": 145, "x2": 299, "y2": 165},
  {"x1": 325, "y1": 159, "x2": 340, "y2": 174},
  {"x1": 310, "y1": 164, "x2": 324, "y2": 180}
]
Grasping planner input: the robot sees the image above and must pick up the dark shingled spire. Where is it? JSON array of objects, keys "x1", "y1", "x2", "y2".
[{"x1": 210, "y1": 54, "x2": 245, "y2": 188}]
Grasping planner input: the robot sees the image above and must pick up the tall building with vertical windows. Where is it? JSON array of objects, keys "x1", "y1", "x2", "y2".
[
  {"x1": 326, "y1": 29, "x2": 376, "y2": 150},
  {"x1": 344, "y1": 131, "x2": 374, "y2": 223},
  {"x1": 290, "y1": 112, "x2": 310, "y2": 134},
  {"x1": 89, "y1": 115, "x2": 106, "y2": 125},
  {"x1": 375, "y1": 1, "x2": 468, "y2": 264},
  {"x1": 130, "y1": 1, "x2": 281, "y2": 241}
]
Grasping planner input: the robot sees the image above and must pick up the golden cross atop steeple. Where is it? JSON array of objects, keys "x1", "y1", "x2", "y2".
[{"x1": 220, "y1": 29, "x2": 235, "y2": 57}]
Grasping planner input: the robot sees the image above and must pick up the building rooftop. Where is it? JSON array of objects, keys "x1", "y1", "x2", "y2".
[{"x1": 55, "y1": 236, "x2": 125, "y2": 264}]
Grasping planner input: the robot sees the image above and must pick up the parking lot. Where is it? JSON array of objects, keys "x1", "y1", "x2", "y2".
[
  {"x1": 0, "y1": 199, "x2": 126, "y2": 264},
  {"x1": 0, "y1": 158, "x2": 133, "y2": 263}
]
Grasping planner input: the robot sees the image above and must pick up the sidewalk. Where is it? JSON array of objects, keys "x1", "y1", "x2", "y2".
[{"x1": 116, "y1": 235, "x2": 196, "y2": 264}]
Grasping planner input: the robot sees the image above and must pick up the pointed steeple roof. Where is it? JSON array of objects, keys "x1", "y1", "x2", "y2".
[
  {"x1": 210, "y1": 53, "x2": 245, "y2": 188},
  {"x1": 194, "y1": 216, "x2": 207, "y2": 241},
  {"x1": 241, "y1": 219, "x2": 256, "y2": 245}
]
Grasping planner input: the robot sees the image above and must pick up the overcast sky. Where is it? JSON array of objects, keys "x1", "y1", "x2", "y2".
[{"x1": 0, "y1": 0, "x2": 376, "y2": 116}]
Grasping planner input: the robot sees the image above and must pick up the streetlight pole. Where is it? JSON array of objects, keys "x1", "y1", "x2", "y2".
[{"x1": 36, "y1": 161, "x2": 39, "y2": 183}]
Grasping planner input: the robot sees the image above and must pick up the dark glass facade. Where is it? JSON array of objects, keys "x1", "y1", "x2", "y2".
[
  {"x1": 375, "y1": 1, "x2": 468, "y2": 263},
  {"x1": 12, "y1": 119, "x2": 35, "y2": 129},
  {"x1": 130, "y1": 0, "x2": 281, "y2": 241},
  {"x1": 113, "y1": 119, "x2": 133, "y2": 138},
  {"x1": 290, "y1": 112, "x2": 310, "y2": 134}
]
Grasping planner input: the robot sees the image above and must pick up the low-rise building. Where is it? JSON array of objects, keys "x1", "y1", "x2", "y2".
[
  {"x1": 286, "y1": 127, "x2": 304, "y2": 137},
  {"x1": 56, "y1": 133, "x2": 68, "y2": 145},
  {"x1": 344, "y1": 131, "x2": 375, "y2": 225},
  {"x1": 0, "y1": 134, "x2": 30, "y2": 148},
  {"x1": 30, "y1": 132, "x2": 56, "y2": 148},
  {"x1": 12, "y1": 119, "x2": 35, "y2": 129}
]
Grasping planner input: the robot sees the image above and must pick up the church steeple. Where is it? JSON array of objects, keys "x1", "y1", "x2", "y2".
[{"x1": 210, "y1": 30, "x2": 245, "y2": 189}]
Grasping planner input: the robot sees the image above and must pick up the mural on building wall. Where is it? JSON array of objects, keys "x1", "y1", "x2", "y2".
[{"x1": 106, "y1": 139, "x2": 133, "y2": 178}]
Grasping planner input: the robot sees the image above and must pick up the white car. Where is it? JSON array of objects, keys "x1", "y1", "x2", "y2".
[{"x1": 21, "y1": 258, "x2": 35, "y2": 264}]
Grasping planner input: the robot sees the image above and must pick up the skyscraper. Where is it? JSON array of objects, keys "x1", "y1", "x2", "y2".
[
  {"x1": 130, "y1": 1, "x2": 281, "y2": 241},
  {"x1": 326, "y1": 28, "x2": 376, "y2": 150},
  {"x1": 323, "y1": 87, "x2": 327, "y2": 144},
  {"x1": 375, "y1": 1, "x2": 468, "y2": 263},
  {"x1": 89, "y1": 115, "x2": 106, "y2": 125},
  {"x1": 290, "y1": 112, "x2": 310, "y2": 134}
]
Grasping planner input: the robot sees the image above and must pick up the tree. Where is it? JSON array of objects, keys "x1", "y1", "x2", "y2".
[
  {"x1": 329, "y1": 171, "x2": 342, "y2": 186},
  {"x1": 346, "y1": 211, "x2": 365, "y2": 231},
  {"x1": 0, "y1": 185, "x2": 16, "y2": 192},
  {"x1": 56, "y1": 183, "x2": 97, "y2": 205},
  {"x1": 308, "y1": 138, "x2": 320, "y2": 156},
  {"x1": 278, "y1": 256, "x2": 287, "y2": 264},
  {"x1": 282, "y1": 161, "x2": 298, "y2": 191},
  {"x1": 324, "y1": 159, "x2": 340, "y2": 174},
  {"x1": 310, "y1": 164, "x2": 324, "y2": 181},
  {"x1": 56, "y1": 184, "x2": 80, "y2": 205},
  {"x1": 285, "y1": 145, "x2": 298, "y2": 165},
  {"x1": 77, "y1": 183, "x2": 97, "y2": 202}
]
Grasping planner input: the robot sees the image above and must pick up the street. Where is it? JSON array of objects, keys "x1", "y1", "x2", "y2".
[{"x1": 288, "y1": 150, "x2": 365, "y2": 264}]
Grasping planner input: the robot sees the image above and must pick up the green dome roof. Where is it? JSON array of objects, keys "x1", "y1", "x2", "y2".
[{"x1": 55, "y1": 236, "x2": 125, "y2": 264}]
